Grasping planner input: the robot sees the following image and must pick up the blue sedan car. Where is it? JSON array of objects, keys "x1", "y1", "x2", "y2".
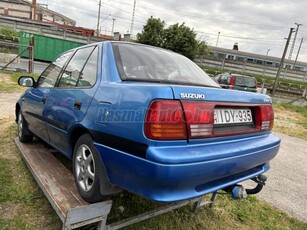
[{"x1": 16, "y1": 42, "x2": 280, "y2": 203}]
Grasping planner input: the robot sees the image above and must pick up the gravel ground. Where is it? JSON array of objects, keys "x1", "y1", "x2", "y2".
[
  {"x1": 0, "y1": 92, "x2": 21, "y2": 119},
  {"x1": 1, "y1": 92, "x2": 307, "y2": 222},
  {"x1": 256, "y1": 133, "x2": 307, "y2": 222}
]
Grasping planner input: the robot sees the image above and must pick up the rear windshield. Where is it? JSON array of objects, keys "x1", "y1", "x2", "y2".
[
  {"x1": 235, "y1": 76, "x2": 256, "y2": 88},
  {"x1": 112, "y1": 43, "x2": 219, "y2": 87}
]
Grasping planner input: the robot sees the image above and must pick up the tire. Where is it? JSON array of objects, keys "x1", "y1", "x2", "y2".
[
  {"x1": 73, "y1": 133, "x2": 108, "y2": 203},
  {"x1": 17, "y1": 111, "x2": 33, "y2": 143}
]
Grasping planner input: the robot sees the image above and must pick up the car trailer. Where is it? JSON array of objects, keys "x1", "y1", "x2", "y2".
[{"x1": 15, "y1": 138, "x2": 218, "y2": 230}]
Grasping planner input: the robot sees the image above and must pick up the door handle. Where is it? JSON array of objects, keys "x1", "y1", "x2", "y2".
[
  {"x1": 74, "y1": 100, "x2": 82, "y2": 110},
  {"x1": 42, "y1": 97, "x2": 46, "y2": 104}
]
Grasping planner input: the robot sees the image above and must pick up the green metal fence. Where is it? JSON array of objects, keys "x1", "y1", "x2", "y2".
[{"x1": 19, "y1": 32, "x2": 86, "y2": 62}]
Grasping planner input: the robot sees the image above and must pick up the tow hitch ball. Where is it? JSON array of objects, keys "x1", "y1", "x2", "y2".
[{"x1": 224, "y1": 174, "x2": 268, "y2": 199}]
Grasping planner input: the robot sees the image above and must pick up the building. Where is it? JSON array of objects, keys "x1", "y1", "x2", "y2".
[
  {"x1": 0, "y1": 0, "x2": 75, "y2": 26},
  {"x1": 37, "y1": 5, "x2": 75, "y2": 26},
  {"x1": 0, "y1": 0, "x2": 31, "y2": 19},
  {"x1": 209, "y1": 45, "x2": 307, "y2": 71}
]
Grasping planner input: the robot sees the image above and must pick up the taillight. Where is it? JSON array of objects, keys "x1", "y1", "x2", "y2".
[
  {"x1": 145, "y1": 100, "x2": 274, "y2": 141},
  {"x1": 256, "y1": 105, "x2": 274, "y2": 130},
  {"x1": 181, "y1": 101, "x2": 215, "y2": 138},
  {"x1": 145, "y1": 100, "x2": 187, "y2": 140},
  {"x1": 229, "y1": 76, "x2": 235, "y2": 89}
]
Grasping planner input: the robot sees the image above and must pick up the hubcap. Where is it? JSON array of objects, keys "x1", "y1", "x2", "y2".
[
  {"x1": 75, "y1": 144, "x2": 95, "y2": 192},
  {"x1": 18, "y1": 113, "x2": 23, "y2": 138}
]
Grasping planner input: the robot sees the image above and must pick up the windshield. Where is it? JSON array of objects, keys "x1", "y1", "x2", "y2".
[
  {"x1": 235, "y1": 76, "x2": 256, "y2": 88},
  {"x1": 112, "y1": 43, "x2": 219, "y2": 87}
]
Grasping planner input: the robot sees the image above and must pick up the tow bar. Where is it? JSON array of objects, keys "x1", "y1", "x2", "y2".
[
  {"x1": 246, "y1": 174, "x2": 267, "y2": 195},
  {"x1": 222, "y1": 174, "x2": 268, "y2": 200}
]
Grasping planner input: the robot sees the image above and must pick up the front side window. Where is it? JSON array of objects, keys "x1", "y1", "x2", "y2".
[
  {"x1": 58, "y1": 46, "x2": 96, "y2": 88},
  {"x1": 37, "y1": 51, "x2": 72, "y2": 88},
  {"x1": 112, "y1": 43, "x2": 220, "y2": 88}
]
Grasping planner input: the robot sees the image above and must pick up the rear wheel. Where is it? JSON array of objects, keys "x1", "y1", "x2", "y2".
[
  {"x1": 17, "y1": 111, "x2": 33, "y2": 143},
  {"x1": 73, "y1": 133, "x2": 108, "y2": 203}
]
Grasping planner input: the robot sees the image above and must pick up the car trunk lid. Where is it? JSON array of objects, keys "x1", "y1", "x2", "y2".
[{"x1": 144, "y1": 85, "x2": 274, "y2": 140}]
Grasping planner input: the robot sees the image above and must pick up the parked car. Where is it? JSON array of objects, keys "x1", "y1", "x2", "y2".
[
  {"x1": 215, "y1": 73, "x2": 258, "y2": 92},
  {"x1": 207, "y1": 73, "x2": 219, "y2": 83},
  {"x1": 16, "y1": 42, "x2": 280, "y2": 203}
]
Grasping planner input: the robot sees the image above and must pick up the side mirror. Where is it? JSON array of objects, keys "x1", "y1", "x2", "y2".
[{"x1": 18, "y1": 76, "x2": 35, "y2": 87}]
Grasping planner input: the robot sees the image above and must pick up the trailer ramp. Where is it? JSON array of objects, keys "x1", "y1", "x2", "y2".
[{"x1": 15, "y1": 138, "x2": 217, "y2": 229}]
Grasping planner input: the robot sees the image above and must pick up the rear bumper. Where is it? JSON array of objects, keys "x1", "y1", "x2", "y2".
[{"x1": 95, "y1": 133, "x2": 280, "y2": 202}]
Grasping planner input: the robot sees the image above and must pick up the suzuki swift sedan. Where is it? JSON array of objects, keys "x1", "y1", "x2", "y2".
[{"x1": 16, "y1": 42, "x2": 280, "y2": 203}]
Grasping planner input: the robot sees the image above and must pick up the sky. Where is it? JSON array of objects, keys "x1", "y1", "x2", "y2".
[{"x1": 38, "y1": 0, "x2": 307, "y2": 62}]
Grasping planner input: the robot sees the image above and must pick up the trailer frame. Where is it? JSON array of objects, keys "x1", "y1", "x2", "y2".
[{"x1": 15, "y1": 138, "x2": 217, "y2": 230}]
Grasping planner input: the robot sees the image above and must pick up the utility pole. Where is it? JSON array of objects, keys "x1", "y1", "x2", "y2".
[
  {"x1": 216, "y1": 32, "x2": 220, "y2": 47},
  {"x1": 263, "y1": 49, "x2": 270, "y2": 77},
  {"x1": 130, "y1": 0, "x2": 136, "y2": 35},
  {"x1": 96, "y1": 0, "x2": 102, "y2": 37},
  {"x1": 272, "y1": 28, "x2": 295, "y2": 96},
  {"x1": 111, "y1": 18, "x2": 116, "y2": 36},
  {"x1": 293, "y1": 37, "x2": 304, "y2": 69},
  {"x1": 288, "y1": 22, "x2": 302, "y2": 60},
  {"x1": 32, "y1": 0, "x2": 37, "y2": 20}
]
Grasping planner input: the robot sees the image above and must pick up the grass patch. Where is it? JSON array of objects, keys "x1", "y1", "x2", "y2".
[
  {"x1": 0, "y1": 124, "x2": 61, "y2": 230},
  {"x1": 105, "y1": 193, "x2": 307, "y2": 230},
  {"x1": 6, "y1": 72, "x2": 39, "y2": 82},
  {"x1": 0, "y1": 83, "x2": 23, "y2": 93},
  {"x1": 0, "y1": 72, "x2": 38, "y2": 93},
  {"x1": 273, "y1": 103, "x2": 307, "y2": 140},
  {"x1": 0, "y1": 158, "x2": 12, "y2": 202},
  {"x1": 275, "y1": 104, "x2": 307, "y2": 128},
  {"x1": 1, "y1": 120, "x2": 306, "y2": 229},
  {"x1": 0, "y1": 215, "x2": 36, "y2": 230}
]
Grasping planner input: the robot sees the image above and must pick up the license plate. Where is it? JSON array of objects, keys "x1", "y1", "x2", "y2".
[{"x1": 214, "y1": 108, "x2": 253, "y2": 125}]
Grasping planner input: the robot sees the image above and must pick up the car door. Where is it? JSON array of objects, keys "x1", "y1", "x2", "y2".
[
  {"x1": 44, "y1": 46, "x2": 99, "y2": 154},
  {"x1": 22, "y1": 51, "x2": 73, "y2": 141}
]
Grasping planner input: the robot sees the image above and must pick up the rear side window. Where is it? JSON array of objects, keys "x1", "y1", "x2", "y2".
[
  {"x1": 37, "y1": 51, "x2": 72, "y2": 88},
  {"x1": 77, "y1": 47, "x2": 98, "y2": 87},
  {"x1": 58, "y1": 46, "x2": 96, "y2": 88}
]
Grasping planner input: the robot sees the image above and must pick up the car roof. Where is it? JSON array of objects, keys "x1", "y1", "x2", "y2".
[{"x1": 222, "y1": 73, "x2": 255, "y2": 79}]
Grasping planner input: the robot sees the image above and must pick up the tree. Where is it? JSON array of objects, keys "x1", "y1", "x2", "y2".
[
  {"x1": 162, "y1": 23, "x2": 198, "y2": 60},
  {"x1": 137, "y1": 16, "x2": 165, "y2": 47},
  {"x1": 197, "y1": 40, "x2": 211, "y2": 62},
  {"x1": 137, "y1": 17, "x2": 207, "y2": 60}
]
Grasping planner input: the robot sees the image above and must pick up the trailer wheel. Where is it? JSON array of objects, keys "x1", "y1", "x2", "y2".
[
  {"x1": 17, "y1": 111, "x2": 33, "y2": 143},
  {"x1": 73, "y1": 133, "x2": 107, "y2": 203}
]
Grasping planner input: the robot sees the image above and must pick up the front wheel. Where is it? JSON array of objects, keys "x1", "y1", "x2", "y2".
[
  {"x1": 17, "y1": 111, "x2": 33, "y2": 143},
  {"x1": 73, "y1": 133, "x2": 108, "y2": 203}
]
